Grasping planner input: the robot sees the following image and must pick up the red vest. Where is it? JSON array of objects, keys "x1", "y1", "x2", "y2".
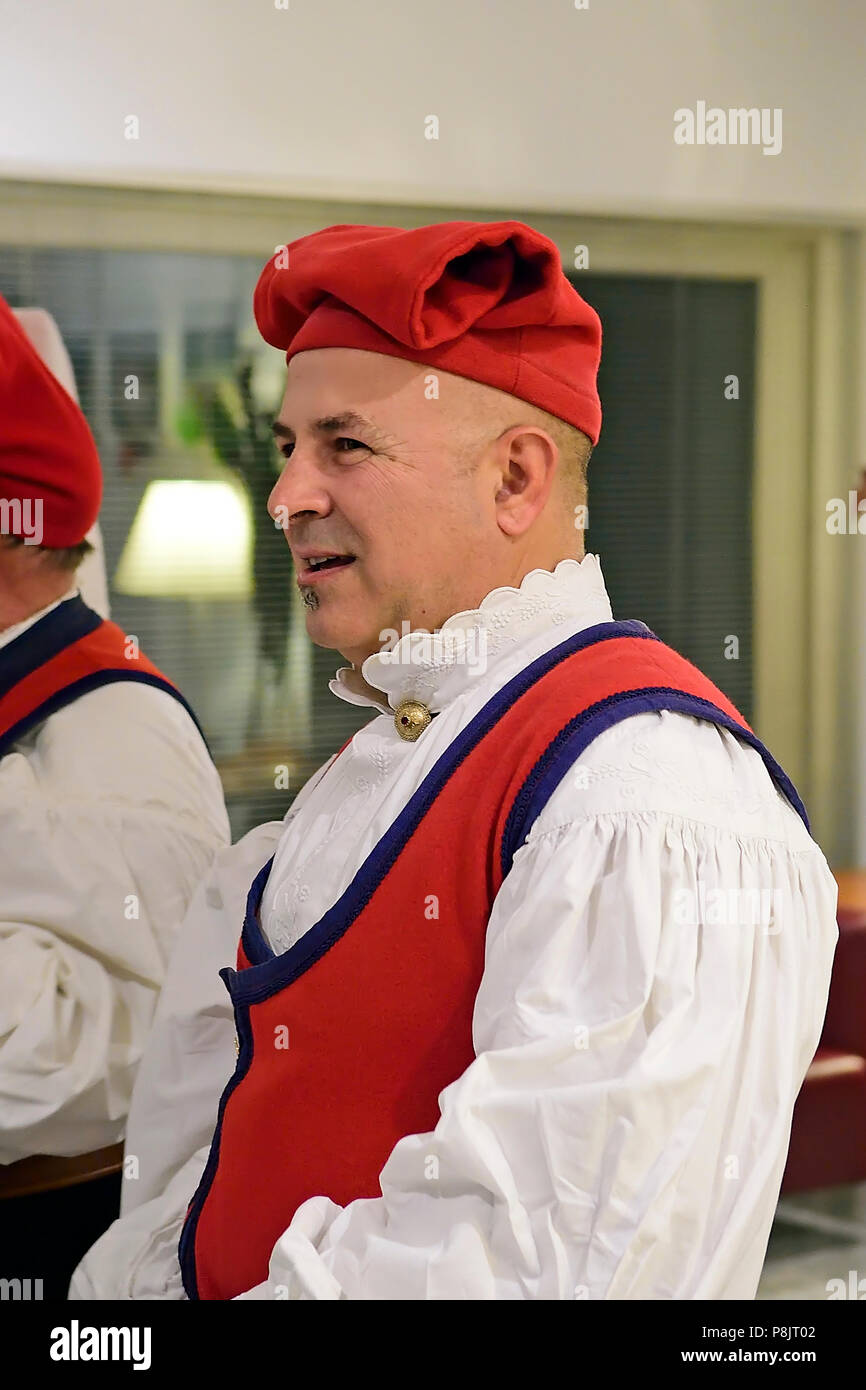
[
  {"x1": 179, "y1": 620, "x2": 807, "y2": 1300},
  {"x1": 0, "y1": 594, "x2": 203, "y2": 757}
]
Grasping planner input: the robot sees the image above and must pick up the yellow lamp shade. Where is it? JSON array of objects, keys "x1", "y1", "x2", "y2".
[{"x1": 113, "y1": 479, "x2": 254, "y2": 599}]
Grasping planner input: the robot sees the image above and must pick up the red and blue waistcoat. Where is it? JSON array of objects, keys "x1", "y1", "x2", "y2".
[
  {"x1": 0, "y1": 593, "x2": 203, "y2": 758},
  {"x1": 178, "y1": 619, "x2": 808, "y2": 1301}
]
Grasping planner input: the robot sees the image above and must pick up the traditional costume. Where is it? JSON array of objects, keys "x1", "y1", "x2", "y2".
[
  {"x1": 0, "y1": 298, "x2": 230, "y2": 1291},
  {"x1": 71, "y1": 222, "x2": 837, "y2": 1300}
]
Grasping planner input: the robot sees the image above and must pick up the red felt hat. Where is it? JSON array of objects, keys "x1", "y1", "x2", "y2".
[
  {"x1": 254, "y1": 221, "x2": 602, "y2": 444},
  {"x1": 0, "y1": 294, "x2": 102, "y2": 547}
]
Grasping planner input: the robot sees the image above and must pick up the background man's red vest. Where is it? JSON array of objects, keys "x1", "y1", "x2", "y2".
[
  {"x1": 0, "y1": 593, "x2": 204, "y2": 757},
  {"x1": 179, "y1": 620, "x2": 808, "y2": 1300}
]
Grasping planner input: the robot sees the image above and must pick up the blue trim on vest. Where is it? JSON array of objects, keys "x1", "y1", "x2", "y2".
[
  {"x1": 234, "y1": 616, "x2": 808, "y2": 1007},
  {"x1": 0, "y1": 670, "x2": 210, "y2": 761},
  {"x1": 501, "y1": 690, "x2": 810, "y2": 880},
  {"x1": 230, "y1": 620, "x2": 658, "y2": 1005},
  {"x1": 178, "y1": 988, "x2": 256, "y2": 1300},
  {"x1": 180, "y1": 623, "x2": 660, "y2": 1295},
  {"x1": 0, "y1": 595, "x2": 211, "y2": 758},
  {"x1": 0, "y1": 594, "x2": 101, "y2": 698},
  {"x1": 180, "y1": 616, "x2": 810, "y2": 1299},
  {"x1": 242, "y1": 857, "x2": 276, "y2": 962}
]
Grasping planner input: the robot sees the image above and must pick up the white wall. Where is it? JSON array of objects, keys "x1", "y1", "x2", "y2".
[{"x1": 0, "y1": 0, "x2": 864, "y2": 224}]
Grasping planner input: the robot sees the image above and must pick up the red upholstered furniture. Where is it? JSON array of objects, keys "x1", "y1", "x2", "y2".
[{"x1": 781, "y1": 904, "x2": 866, "y2": 1193}]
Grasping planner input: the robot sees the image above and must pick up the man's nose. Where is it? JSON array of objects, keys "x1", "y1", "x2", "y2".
[{"x1": 267, "y1": 457, "x2": 332, "y2": 532}]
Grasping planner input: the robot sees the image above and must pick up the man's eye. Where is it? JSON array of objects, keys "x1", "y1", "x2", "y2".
[{"x1": 276, "y1": 437, "x2": 368, "y2": 460}]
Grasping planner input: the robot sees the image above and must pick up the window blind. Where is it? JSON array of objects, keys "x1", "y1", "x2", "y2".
[{"x1": 0, "y1": 247, "x2": 755, "y2": 837}]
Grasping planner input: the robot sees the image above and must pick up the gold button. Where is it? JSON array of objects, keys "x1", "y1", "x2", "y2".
[
  {"x1": 234, "y1": 1033, "x2": 240, "y2": 1056},
  {"x1": 394, "y1": 699, "x2": 432, "y2": 741}
]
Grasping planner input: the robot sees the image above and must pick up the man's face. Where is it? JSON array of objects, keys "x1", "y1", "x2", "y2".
[{"x1": 268, "y1": 348, "x2": 499, "y2": 666}]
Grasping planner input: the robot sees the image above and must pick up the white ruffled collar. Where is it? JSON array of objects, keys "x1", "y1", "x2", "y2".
[{"x1": 328, "y1": 554, "x2": 613, "y2": 716}]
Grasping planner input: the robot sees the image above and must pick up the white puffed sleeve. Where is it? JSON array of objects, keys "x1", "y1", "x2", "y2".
[
  {"x1": 0, "y1": 682, "x2": 230, "y2": 1163},
  {"x1": 68, "y1": 1144, "x2": 210, "y2": 1300},
  {"x1": 70, "y1": 764, "x2": 335, "y2": 1300},
  {"x1": 237, "y1": 718, "x2": 838, "y2": 1301}
]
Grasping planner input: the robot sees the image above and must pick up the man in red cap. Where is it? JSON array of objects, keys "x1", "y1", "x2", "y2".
[
  {"x1": 73, "y1": 221, "x2": 837, "y2": 1301},
  {"x1": 0, "y1": 296, "x2": 230, "y2": 1297}
]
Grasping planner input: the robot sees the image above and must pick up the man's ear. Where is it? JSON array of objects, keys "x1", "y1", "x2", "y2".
[{"x1": 493, "y1": 426, "x2": 558, "y2": 536}]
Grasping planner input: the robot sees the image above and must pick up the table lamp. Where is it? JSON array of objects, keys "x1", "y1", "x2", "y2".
[{"x1": 113, "y1": 477, "x2": 253, "y2": 599}]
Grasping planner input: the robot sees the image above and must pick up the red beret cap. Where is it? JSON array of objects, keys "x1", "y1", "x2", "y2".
[
  {"x1": 254, "y1": 221, "x2": 602, "y2": 445},
  {"x1": 0, "y1": 294, "x2": 102, "y2": 547}
]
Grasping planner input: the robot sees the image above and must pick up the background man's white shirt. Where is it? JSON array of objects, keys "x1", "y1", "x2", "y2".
[
  {"x1": 70, "y1": 556, "x2": 838, "y2": 1299},
  {"x1": 0, "y1": 587, "x2": 231, "y2": 1161}
]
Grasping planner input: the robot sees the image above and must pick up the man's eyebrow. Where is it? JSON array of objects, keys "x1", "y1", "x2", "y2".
[{"x1": 270, "y1": 411, "x2": 384, "y2": 442}]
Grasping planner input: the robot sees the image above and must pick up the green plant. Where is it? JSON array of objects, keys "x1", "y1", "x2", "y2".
[{"x1": 188, "y1": 359, "x2": 291, "y2": 676}]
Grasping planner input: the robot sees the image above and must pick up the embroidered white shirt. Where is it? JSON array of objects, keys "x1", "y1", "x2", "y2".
[{"x1": 70, "y1": 555, "x2": 838, "y2": 1300}]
